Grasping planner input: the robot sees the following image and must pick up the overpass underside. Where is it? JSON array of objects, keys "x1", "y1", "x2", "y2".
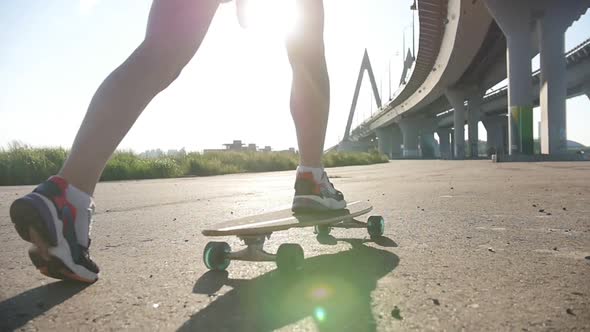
[{"x1": 339, "y1": 0, "x2": 590, "y2": 161}]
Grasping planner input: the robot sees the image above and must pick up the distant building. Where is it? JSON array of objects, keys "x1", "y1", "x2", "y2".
[
  {"x1": 166, "y1": 148, "x2": 186, "y2": 157},
  {"x1": 223, "y1": 140, "x2": 245, "y2": 151},
  {"x1": 139, "y1": 148, "x2": 186, "y2": 158},
  {"x1": 140, "y1": 149, "x2": 166, "y2": 158},
  {"x1": 204, "y1": 140, "x2": 298, "y2": 154},
  {"x1": 277, "y1": 148, "x2": 297, "y2": 153},
  {"x1": 204, "y1": 140, "x2": 260, "y2": 153}
]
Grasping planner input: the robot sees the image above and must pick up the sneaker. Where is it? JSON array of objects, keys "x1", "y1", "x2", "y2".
[
  {"x1": 292, "y1": 171, "x2": 347, "y2": 212},
  {"x1": 9, "y1": 176, "x2": 99, "y2": 283}
]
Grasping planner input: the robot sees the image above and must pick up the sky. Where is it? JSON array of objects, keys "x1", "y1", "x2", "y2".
[{"x1": 1, "y1": 1, "x2": 589, "y2": 153}]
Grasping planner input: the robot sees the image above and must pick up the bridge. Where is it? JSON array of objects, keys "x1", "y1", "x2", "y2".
[{"x1": 338, "y1": 0, "x2": 590, "y2": 160}]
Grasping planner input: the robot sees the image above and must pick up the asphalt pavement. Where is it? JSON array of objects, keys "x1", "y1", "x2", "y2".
[{"x1": 1, "y1": 160, "x2": 589, "y2": 331}]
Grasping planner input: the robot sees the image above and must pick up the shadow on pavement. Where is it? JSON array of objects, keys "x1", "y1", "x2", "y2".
[
  {"x1": 0, "y1": 281, "x2": 88, "y2": 330},
  {"x1": 370, "y1": 236, "x2": 398, "y2": 248},
  {"x1": 316, "y1": 234, "x2": 398, "y2": 248},
  {"x1": 181, "y1": 238, "x2": 399, "y2": 332}
]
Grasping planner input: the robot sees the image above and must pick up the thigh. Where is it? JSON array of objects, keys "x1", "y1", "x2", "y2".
[
  {"x1": 287, "y1": 0, "x2": 326, "y2": 64},
  {"x1": 294, "y1": 0, "x2": 324, "y2": 33},
  {"x1": 145, "y1": 0, "x2": 220, "y2": 53},
  {"x1": 287, "y1": 0, "x2": 324, "y2": 56}
]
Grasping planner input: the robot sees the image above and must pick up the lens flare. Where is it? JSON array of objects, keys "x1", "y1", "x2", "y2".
[
  {"x1": 80, "y1": 0, "x2": 99, "y2": 15},
  {"x1": 311, "y1": 287, "x2": 328, "y2": 300},
  {"x1": 314, "y1": 307, "x2": 326, "y2": 322},
  {"x1": 309, "y1": 284, "x2": 333, "y2": 300},
  {"x1": 242, "y1": 0, "x2": 298, "y2": 39}
]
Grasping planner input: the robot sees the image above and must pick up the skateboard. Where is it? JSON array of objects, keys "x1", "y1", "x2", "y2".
[{"x1": 201, "y1": 200, "x2": 384, "y2": 272}]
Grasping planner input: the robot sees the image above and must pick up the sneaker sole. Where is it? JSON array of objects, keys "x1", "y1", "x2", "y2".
[
  {"x1": 10, "y1": 197, "x2": 98, "y2": 283},
  {"x1": 28, "y1": 228, "x2": 96, "y2": 283},
  {"x1": 10, "y1": 196, "x2": 57, "y2": 246},
  {"x1": 292, "y1": 196, "x2": 347, "y2": 213}
]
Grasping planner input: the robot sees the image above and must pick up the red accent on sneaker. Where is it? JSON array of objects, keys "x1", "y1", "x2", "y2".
[
  {"x1": 48, "y1": 175, "x2": 68, "y2": 192},
  {"x1": 47, "y1": 176, "x2": 77, "y2": 227},
  {"x1": 297, "y1": 172, "x2": 321, "y2": 195}
]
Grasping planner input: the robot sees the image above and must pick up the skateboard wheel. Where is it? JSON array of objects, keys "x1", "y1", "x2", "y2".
[
  {"x1": 203, "y1": 241, "x2": 231, "y2": 271},
  {"x1": 367, "y1": 216, "x2": 384, "y2": 237},
  {"x1": 314, "y1": 225, "x2": 331, "y2": 236},
  {"x1": 276, "y1": 243, "x2": 304, "y2": 273}
]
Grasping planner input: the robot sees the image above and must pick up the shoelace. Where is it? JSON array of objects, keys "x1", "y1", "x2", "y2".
[{"x1": 319, "y1": 172, "x2": 339, "y2": 194}]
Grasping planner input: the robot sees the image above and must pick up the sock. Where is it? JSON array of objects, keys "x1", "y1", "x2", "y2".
[
  {"x1": 65, "y1": 184, "x2": 95, "y2": 248},
  {"x1": 297, "y1": 165, "x2": 325, "y2": 183}
]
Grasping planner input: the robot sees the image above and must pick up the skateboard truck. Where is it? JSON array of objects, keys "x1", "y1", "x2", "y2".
[
  {"x1": 229, "y1": 235, "x2": 275, "y2": 262},
  {"x1": 314, "y1": 216, "x2": 385, "y2": 237},
  {"x1": 203, "y1": 235, "x2": 305, "y2": 273}
]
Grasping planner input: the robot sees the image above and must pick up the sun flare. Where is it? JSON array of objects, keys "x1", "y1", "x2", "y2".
[
  {"x1": 240, "y1": 0, "x2": 299, "y2": 39},
  {"x1": 79, "y1": 0, "x2": 99, "y2": 15}
]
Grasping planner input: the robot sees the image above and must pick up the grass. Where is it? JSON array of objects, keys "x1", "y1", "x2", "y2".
[{"x1": 0, "y1": 143, "x2": 388, "y2": 186}]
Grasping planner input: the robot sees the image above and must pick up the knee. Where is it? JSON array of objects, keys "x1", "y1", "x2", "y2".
[
  {"x1": 134, "y1": 38, "x2": 197, "y2": 90},
  {"x1": 286, "y1": 33, "x2": 325, "y2": 69},
  {"x1": 286, "y1": 25, "x2": 325, "y2": 67}
]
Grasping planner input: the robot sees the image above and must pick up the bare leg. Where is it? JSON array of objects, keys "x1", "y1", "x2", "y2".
[
  {"x1": 59, "y1": 0, "x2": 220, "y2": 195},
  {"x1": 286, "y1": 0, "x2": 329, "y2": 168}
]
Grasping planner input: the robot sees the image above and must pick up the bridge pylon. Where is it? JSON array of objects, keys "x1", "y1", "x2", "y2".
[{"x1": 342, "y1": 49, "x2": 382, "y2": 142}]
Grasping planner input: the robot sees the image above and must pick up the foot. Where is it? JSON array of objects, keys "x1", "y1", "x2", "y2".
[
  {"x1": 292, "y1": 170, "x2": 347, "y2": 212},
  {"x1": 9, "y1": 176, "x2": 99, "y2": 283}
]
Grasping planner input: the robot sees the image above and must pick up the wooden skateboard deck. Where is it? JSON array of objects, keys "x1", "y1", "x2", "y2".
[{"x1": 202, "y1": 200, "x2": 373, "y2": 237}]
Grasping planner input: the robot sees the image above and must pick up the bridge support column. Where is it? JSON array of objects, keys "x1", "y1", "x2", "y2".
[
  {"x1": 483, "y1": 115, "x2": 508, "y2": 156},
  {"x1": 467, "y1": 91, "x2": 484, "y2": 158},
  {"x1": 483, "y1": 0, "x2": 534, "y2": 156},
  {"x1": 450, "y1": 129, "x2": 456, "y2": 157},
  {"x1": 419, "y1": 118, "x2": 438, "y2": 159},
  {"x1": 375, "y1": 125, "x2": 402, "y2": 159},
  {"x1": 445, "y1": 88, "x2": 466, "y2": 159},
  {"x1": 539, "y1": 2, "x2": 590, "y2": 154},
  {"x1": 437, "y1": 128, "x2": 452, "y2": 159},
  {"x1": 398, "y1": 118, "x2": 421, "y2": 158},
  {"x1": 538, "y1": 3, "x2": 576, "y2": 155},
  {"x1": 391, "y1": 126, "x2": 402, "y2": 158},
  {"x1": 584, "y1": 81, "x2": 590, "y2": 101},
  {"x1": 375, "y1": 127, "x2": 392, "y2": 159},
  {"x1": 420, "y1": 132, "x2": 437, "y2": 159}
]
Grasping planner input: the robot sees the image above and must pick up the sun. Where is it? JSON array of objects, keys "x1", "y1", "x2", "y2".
[
  {"x1": 79, "y1": 0, "x2": 99, "y2": 15},
  {"x1": 238, "y1": 0, "x2": 299, "y2": 39}
]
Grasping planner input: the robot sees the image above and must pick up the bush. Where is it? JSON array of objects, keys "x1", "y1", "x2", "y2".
[
  {"x1": 0, "y1": 142, "x2": 67, "y2": 185},
  {"x1": 0, "y1": 145, "x2": 388, "y2": 186},
  {"x1": 184, "y1": 153, "x2": 242, "y2": 176},
  {"x1": 323, "y1": 150, "x2": 388, "y2": 167}
]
